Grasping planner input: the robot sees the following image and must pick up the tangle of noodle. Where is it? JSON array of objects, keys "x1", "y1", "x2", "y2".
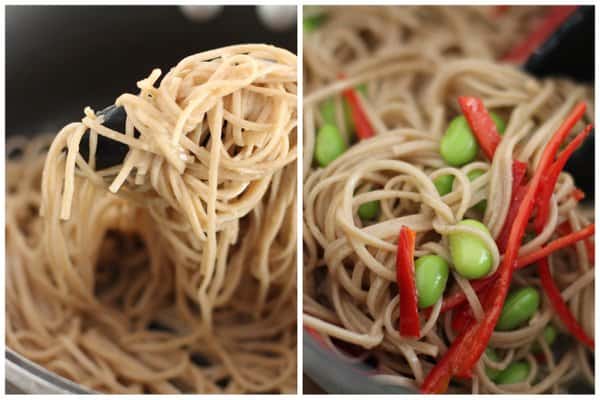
[
  {"x1": 303, "y1": 6, "x2": 594, "y2": 394},
  {"x1": 7, "y1": 44, "x2": 297, "y2": 394}
]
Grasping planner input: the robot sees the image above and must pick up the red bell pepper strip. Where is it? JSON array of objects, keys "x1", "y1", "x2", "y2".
[
  {"x1": 440, "y1": 278, "x2": 492, "y2": 314},
  {"x1": 538, "y1": 258, "x2": 594, "y2": 349},
  {"x1": 450, "y1": 284, "x2": 497, "y2": 350},
  {"x1": 458, "y1": 96, "x2": 502, "y2": 160},
  {"x1": 572, "y1": 188, "x2": 585, "y2": 201},
  {"x1": 534, "y1": 124, "x2": 593, "y2": 233},
  {"x1": 496, "y1": 161, "x2": 529, "y2": 252},
  {"x1": 440, "y1": 274, "x2": 496, "y2": 313},
  {"x1": 338, "y1": 73, "x2": 375, "y2": 140},
  {"x1": 396, "y1": 226, "x2": 420, "y2": 338},
  {"x1": 451, "y1": 302, "x2": 477, "y2": 336},
  {"x1": 421, "y1": 102, "x2": 589, "y2": 393},
  {"x1": 558, "y1": 221, "x2": 594, "y2": 264},
  {"x1": 531, "y1": 114, "x2": 594, "y2": 350},
  {"x1": 502, "y1": 6, "x2": 578, "y2": 64},
  {"x1": 516, "y1": 224, "x2": 595, "y2": 269}
]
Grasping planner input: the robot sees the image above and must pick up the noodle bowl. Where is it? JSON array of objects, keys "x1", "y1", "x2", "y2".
[
  {"x1": 303, "y1": 6, "x2": 593, "y2": 394},
  {"x1": 7, "y1": 44, "x2": 297, "y2": 394}
]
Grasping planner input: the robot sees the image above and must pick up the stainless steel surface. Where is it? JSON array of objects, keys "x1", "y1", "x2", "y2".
[
  {"x1": 6, "y1": 349, "x2": 92, "y2": 394},
  {"x1": 303, "y1": 334, "x2": 413, "y2": 394}
]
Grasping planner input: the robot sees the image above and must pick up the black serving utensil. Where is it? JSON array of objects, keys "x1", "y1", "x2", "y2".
[{"x1": 77, "y1": 105, "x2": 132, "y2": 171}]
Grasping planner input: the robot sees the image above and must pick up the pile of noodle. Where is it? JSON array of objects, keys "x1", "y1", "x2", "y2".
[
  {"x1": 7, "y1": 44, "x2": 297, "y2": 394},
  {"x1": 303, "y1": 6, "x2": 594, "y2": 394}
]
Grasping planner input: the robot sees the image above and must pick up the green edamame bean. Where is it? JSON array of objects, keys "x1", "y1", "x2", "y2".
[
  {"x1": 495, "y1": 361, "x2": 531, "y2": 385},
  {"x1": 315, "y1": 124, "x2": 347, "y2": 167},
  {"x1": 320, "y1": 99, "x2": 336, "y2": 125},
  {"x1": 496, "y1": 287, "x2": 540, "y2": 331},
  {"x1": 532, "y1": 325, "x2": 557, "y2": 352},
  {"x1": 358, "y1": 200, "x2": 380, "y2": 220},
  {"x1": 467, "y1": 169, "x2": 487, "y2": 213},
  {"x1": 484, "y1": 348, "x2": 501, "y2": 381},
  {"x1": 343, "y1": 84, "x2": 367, "y2": 133},
  {"x1": 440, "y1": 116, "x2": 479, "y2": 166},
  {"x1": 449, "y1": 219, "x2": 493, "y2": 279},
  {"x1": 434, "y1": 175, "x2": 455, "y2": 196},
  {"x1": 543, "y1": 324, "x2": 558, "y2": 345},
  {"x1": 440, "y1": 113, "x2": 506, "y2": 166},
  {"x1": 303, "y1": 14, "x2": 325, "y2": 33},
  {"x1": 415, "y1": 255, "x2": 449, "y2": 308}
]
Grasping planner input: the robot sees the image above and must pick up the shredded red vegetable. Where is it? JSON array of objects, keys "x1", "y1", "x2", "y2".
[
  {"x1": 496, "y1": 161, "x2": 529, "y2": 252},
  {"x1": 572, "y1": 188, "x2": 585, "y2": 201},
  {"x1": 558, "y1": 221, "x2": 594, "y2": 264},
  {"x1": 534, "y1": 124, "x2": 593, "y2": 232},
  {"x1": 516, "y1": 224, "x2": 595, "y2": 269},
  {"x1": 530, "y1": 110, "x2": 594, "y2": 350},
  {"x1": 396, "y1": 226, "x2": 420, "y2": 338},
  {"x1": 338, "y1": 73, "x2": 375, "y2": 140},
  {"x1": 421, "y1": 101, "x2": 592, "y2": 393},
  {"x1": 538, "y1": 259, "x2": 594, "y2": 349},
  {"x1": 458, "y1": 96, "x2": 502, "y2": 160}
]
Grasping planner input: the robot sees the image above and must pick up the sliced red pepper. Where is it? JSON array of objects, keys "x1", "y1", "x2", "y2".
[
  {"x1": 538, "y1": 258, "x2": 594, "y2": 349},
  {"x1": 451, "y1": 303, "x2": 473, "y2": 335},
  {"x1": 534, "y1": 124, "x2": 593, "y2": 232},
  {"x1": 516, "y1": 224, "x2": 595, "y2": 269},
  {"x1": 530, "y1": 114, "x2": 594, "y2": 351},
  {"x1": 458, "y1": 96, "x2": 501, "y2": 160},
  {"x1": 559, "y1": 221, "x2": 594, "y2": 264},
  {"x1": 502, "y1": 6, "x2": 578, "y2": 63},
  {"x1": 338, "y1": 73, "x2": 375, "y2": 140},
  {"x1": 440, "y1": 277, "x2": 493, "y2": 314},
  {"x1": 572, "y1": 188, "x2": 585, "y2": 201},
  {"x1": 421, "y1": 102, "x2": 590, "y2": 393},
  {"x1": 496, "y1": 161, "x2": 529, "y2": 252},
  {"x1": 396, "y1": 226, "x2": 420, "y2": 338}
]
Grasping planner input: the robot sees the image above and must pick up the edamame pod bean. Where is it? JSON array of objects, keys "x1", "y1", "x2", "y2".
[
  {"x1": 434, "y1": 175, "x2": 454, "y2": 196},
  {"x1": 315, "y1": 124, "x2": 347, "y2": 167},
  {"x1": 449, "y1": 219, "x2": 493, "y2": 279},
  {"x1": 495, "y1": 361, "x2": 531, "y2": 385},
  {"x1": 343, "y1": 84, "x2": 367, "y2": 133},
  {"x1": 358, "y1": 200, "x2": 380, "y2": 220},
  {"x1": 320, "y1": 99, "x2": 336, "y2": 125},
  {"x1": 484, "y1": 348, "x2": 501, "y2": 381},
  {"x1": 532, "y1": 325, "x2": 557, "y2": 352},
  {"x1": 467, "y1": 169, "x2": 487, "y2": 213},
  {"x1": 543, "y1": 324, "x2": 557, "y2": 345},
  {"x1": 415, "y1": 255, "x2": 449, "y2": 308},
  {"x1": 440, "y1": 113, "x2": 505, "y2": 166},
  {"x1": 440, "y1": 116, "x2": 478, "y2": 166},
  {"x1": 496, "y1": 287, "x2": 540, "y2": 331}
]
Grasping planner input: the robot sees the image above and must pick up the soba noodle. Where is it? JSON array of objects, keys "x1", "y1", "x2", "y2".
[
  {"x1": 7, "y1": 44, "x2": 297, "y2": 394},
  {"x1": 303, "y1": 6, "x2": 593, "y2": 394}
]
